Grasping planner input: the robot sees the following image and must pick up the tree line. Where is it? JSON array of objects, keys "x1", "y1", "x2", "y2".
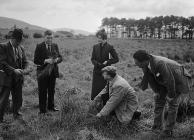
[{"x1": 101, "y1": 15, "x2": 194, "y2": 39}]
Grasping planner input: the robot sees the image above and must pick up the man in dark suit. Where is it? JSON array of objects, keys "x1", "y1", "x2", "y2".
[
  {"x1": 91, "y1": 29, "x2": 119, "y2": 100},
  {"x1": 0, "y1": 28, "x2": 28, "y2": 121},
  {"x1": 34, "y1": 30, "x2": 62, "y2": 114},
  {"x1": 133, "y1": 50, "x2": 192, "y2": 138}
]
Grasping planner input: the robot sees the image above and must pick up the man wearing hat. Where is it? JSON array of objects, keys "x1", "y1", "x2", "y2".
[
  {"x1": 34, "y1": 30, "x2": 62, "y2": 114},
  {"x1": 92, "y1": 66, "x2": 139, "y2": 124},
  {"x1": 133, "y1": 50, "x2": 192, "y2": 138},
  {"x1": 91, "y1": 29, "x2": 119, "y2": 100},
  {"x1": 0, "y1": 28, "x2": 28, "y2": 121}
]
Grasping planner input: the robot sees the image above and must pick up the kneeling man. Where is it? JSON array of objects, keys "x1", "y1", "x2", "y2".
[{"x1": 93, "y1": 66, "x2": 139, "y2": 124}]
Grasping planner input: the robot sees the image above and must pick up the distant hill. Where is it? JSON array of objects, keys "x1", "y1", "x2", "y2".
[
  {"x1": 0, "y1": 17, "x2": 94, "y2": 37},
  {"x1": 0, "y1": 17, "x2": 47, "y2": 31},
  {"x1": 53, "y1": 28, "x2": 93, "y2": 36}
]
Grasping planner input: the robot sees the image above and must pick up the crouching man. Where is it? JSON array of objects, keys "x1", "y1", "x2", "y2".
[{"x1": 92, "y1": 66, "x2": 139, "y2": 124}]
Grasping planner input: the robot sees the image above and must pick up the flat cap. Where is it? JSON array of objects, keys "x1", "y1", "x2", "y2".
[
  {"x1": 12, "y1": 28, "x2": 24, "y2": 41},
  {"x1": 102, "y1": 66, "x2": 117, "y2": 73}
]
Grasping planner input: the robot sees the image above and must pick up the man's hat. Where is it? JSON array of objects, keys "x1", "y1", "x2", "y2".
[{"x1": 11, "y1": 28, "x2": 24, "y2": 41}]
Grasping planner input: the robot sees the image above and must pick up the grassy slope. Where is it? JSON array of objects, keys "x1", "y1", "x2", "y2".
[{"x1": 0, "y1": 38, "x2": 194, "y2": 140}]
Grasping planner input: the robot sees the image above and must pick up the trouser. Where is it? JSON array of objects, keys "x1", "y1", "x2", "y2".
[
  {"x1": 11, "y1": 81, "x2": 23, "y2": 114},
  {"x1": 154, "y1": 93, "x2": 180, "y2": 131},
  {"x1": 0, "y1": 86, "x2": 10, "y2": 120},
  {"x1": 38, "y1": 74, "x2": 56, "y2": 113}
]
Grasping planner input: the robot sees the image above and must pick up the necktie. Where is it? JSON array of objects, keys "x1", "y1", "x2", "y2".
[
  {"x1": 14, "y1": 47, "x2": 19, "y2": 60},
  {"x1": 48, "y1": 45, "x2": 51, "y2": 53}
]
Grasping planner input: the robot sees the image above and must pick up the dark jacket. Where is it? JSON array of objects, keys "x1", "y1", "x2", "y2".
[
  {"x1": 141, "y1": 55, "x2": 192, "y2": 98},
  {"x1": 0, "y1": 41, "x2": 28, "y2": 87},
  {"x1": 91, "y1": 42, "x2": 119, "y2": 100},
  {"x1": 91, "y1": 42, "x2": 119, "y2": 73},
  {"x1": 34, "y1": 42, "x2": 62, "y2": 78}
]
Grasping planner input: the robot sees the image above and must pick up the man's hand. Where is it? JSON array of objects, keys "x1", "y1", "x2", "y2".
[
  {"x1": 44, "y1": 58, "x2": 54, "y2": 64},
  {"x1": 54, "y1": 58, "x2": 59, "y2": 63},
  {"x1": 96, "y1": 113, "x2": 102, "y2": 118},
  {"x1": 22, "y1": 68, "x2": 33, "y2": 75},
  {"x1": 14, "y1": 69, "x2": 23, "y2": 75},
  {"x1": 103, "y1": 61, "x2": 108, "y2": 65}
]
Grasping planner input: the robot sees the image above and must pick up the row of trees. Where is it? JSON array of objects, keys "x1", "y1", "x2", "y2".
[{"x1": 101, "y1": 15, "x2": 194, "y2": 39}]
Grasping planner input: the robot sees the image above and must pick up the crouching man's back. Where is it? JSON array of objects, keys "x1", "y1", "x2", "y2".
[{"x1": 112, "y1": 75, "x2": 138, "y2": 123}]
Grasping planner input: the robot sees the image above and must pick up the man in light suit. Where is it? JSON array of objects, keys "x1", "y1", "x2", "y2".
[
  {"x1": 34, "y1": 30, "x2": 62, "y2": 114},
  {"x1": 0, "y1": 28, "x2": 28, "y2": 121},
  {"x1": 133, "y1": 50, "x2": 192, "y2": 138},
  {"x1": 93, "y1": 66, "x2": 139, "y2": 124}
]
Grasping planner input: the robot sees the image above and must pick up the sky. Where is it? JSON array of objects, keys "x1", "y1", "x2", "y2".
[{"x1": 0, "y1": 0, "x2": 194, "y2": 32}]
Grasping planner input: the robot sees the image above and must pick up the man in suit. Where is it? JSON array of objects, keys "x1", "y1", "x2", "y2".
[
  {"x1": 34, "y1": 30, "x2": 62, "y2": 114},
  {"x1": 133, "y1": 50, "x2": 192, "y2": 138},
  {"x1": 91, "y1": 29, "x2": 119, "y2": 100},
  {"x1": 92, "y1": 66, "x2": 139, "y2": 124},
  {"x1": 0, "y1": 28, "x2": 28, "y2": 121}
]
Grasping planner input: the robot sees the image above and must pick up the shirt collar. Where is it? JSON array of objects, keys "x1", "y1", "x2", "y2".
[{"x1": 45, "y1": 42, "x2": 51, "y2": 47}]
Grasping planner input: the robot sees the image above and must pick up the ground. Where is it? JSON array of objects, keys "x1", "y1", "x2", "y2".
[{"x1": 0, "y1": 37, "x2": 194, "y2": 140}]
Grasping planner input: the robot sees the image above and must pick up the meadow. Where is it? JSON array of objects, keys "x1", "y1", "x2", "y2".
[{"x1": 0, "y1": 37, "x2": 194, "y2": 140}]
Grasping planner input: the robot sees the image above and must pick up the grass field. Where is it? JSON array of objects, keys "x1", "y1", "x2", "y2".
[{"x1": 0, "y1": 37, "x2": 194, "y2": 140}]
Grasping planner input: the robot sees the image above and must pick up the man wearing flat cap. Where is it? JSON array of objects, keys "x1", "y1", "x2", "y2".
[
  {"x1": 34, "y1": 30, "x2": 62, "y2": 114},
  {"x1": 91, "y1": 29, "x2": 119, "y2": 101},
  {"x1": 0, "y1": 28, "x2": 28, "y2": 121},
  {"x1": 92, "y1": 66, "x2": 139, "y2": 124}
]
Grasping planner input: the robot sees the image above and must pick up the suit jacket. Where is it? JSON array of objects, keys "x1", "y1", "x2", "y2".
[
  {"x1": 141, "y1": 55, "x2": 192, "y2": 98},
  {"x1": 91, "y1": 42, "x2": 119, "y2": 74},
  {"x1": 94, "y1": 75, "x2": 138, "y2": 123},
  {"x1": 34, "y1": 42, "x2": 62, "y2": 78},
  {"x1": 0, "y1": 41, "x2": 28, "y2": 87}
]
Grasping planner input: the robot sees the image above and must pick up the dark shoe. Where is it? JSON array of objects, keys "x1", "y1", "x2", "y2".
[
  {"x1": 48, "y1": 108, "x2": 59, "y2": 112},
  {"x1": 159, "y1": 130, "x2": 173, "y2": 139}
]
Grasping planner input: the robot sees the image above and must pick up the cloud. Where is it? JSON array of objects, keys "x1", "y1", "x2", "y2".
[
  {"x1": 0, "y1": 0, "x2": 13, "y2": 4},
  {"x1": 105, "y1": 0, "x2": 194, "y2": 18},
  {"x1": 6, "y1": 5, "x2": 37, "y2": 12},
  {"x1": 0, "y1": 0, "x2": 194, "y2": 32}
]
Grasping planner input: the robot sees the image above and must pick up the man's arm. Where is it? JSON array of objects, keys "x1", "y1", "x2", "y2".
[
  {"x1": 94, "y1": 85, "x2": 108, "y2": 103},
  {"x1": 98, "y1": 86, "x2": 124, "y2": 117},
  {"x1": 139, "y1": 67, "x2": 149, "y2": 90},
  {"x1": 54, "y1": 44, "x2": 62, "y2": 64},
  {"x1": 106, "y1": 45, "x2": 119, "y2": 65},
  {"x1": 91, "y1": 46, "x2": 103, "y2": 68},
  {"x1": 156, "y1": 61, "x2": 176, "y2": 98},
  {"x1": 0, "y1": 44, "x2": 15, "y2": 75},
  {"x1": 34, "y1": 44, "x2": 44, "y2": 66}
]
